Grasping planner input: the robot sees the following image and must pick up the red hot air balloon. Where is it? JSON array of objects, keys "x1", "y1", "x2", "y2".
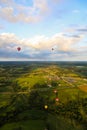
[
  {"x1": 55, "y1": 98, "x2": 59, "y2": 102},
  {"x1": 17, "y1": 47, "x2": 21, "y2": 51}
]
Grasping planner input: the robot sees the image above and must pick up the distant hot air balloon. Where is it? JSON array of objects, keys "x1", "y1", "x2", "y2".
[
  {"x1": 44, "y1": 105, "x2": 48, "y2": 109},
  {"x1": 52, "y1": 48, "x2": 54, "y2": 51},
  {"x1": 55, "y1": 98, "x2": 59, "y2": 102},
  {"x1": 54, "y1": 90, "x2": 57, "y2": 93},
  {"x1": 17, "y1": 47, "x2": 21, "y2": 51}
]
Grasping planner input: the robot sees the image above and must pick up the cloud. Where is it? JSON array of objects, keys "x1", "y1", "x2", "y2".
[
  {"x1": 0, "y1": 0, "x2": 14, "y2": 6},
  {"x1": 72, "y1": 26, "x2": 87, "y2": 34},
  {"x1": 0, "y1": 31, "x2": 86, "y2": 60},
  {"x1": 77, "y1": 28, "x2": 87, "y2": 32},
  {"x1": 0, "y1": 0, "x2": 50, "y2": 23},
  {"x1": 63, "y1": 34, "x2": 82, "y2": 38},
  {"x1": 0, "y1": 0, "x2": 66, "y2": 23},
  {"x1": 65, "y1": 25, "x2": 87, "y2": 36}
]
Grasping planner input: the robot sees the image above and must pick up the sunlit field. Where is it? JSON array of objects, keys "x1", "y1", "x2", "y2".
[{"x1": 0, "y1": 61, "x2": 87, "y2": 130}]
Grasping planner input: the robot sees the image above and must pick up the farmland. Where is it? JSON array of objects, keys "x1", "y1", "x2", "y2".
[{"x1": 0, "y1": 61, "x2": 87, "y2": 130}]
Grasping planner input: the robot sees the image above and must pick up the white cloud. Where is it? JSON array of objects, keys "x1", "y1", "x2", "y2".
[
  {"x1": 0, "y1": 32, "x2": 85, "y2": 50},
  {"x1": 0, "y1": 0, "x2": 14, "y2": 6},
  {"x1": 0, "y1": 31, "x2": 86, "y2": 60},
  {"x1": 0, "y1": 0, "x2": 49, "y2": 23}
]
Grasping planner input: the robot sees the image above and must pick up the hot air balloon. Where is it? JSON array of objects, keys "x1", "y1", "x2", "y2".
[
  {"x1": 44, "y1": 105, "x2": 48, "y2": 109},
  {"x1": 52, "y1": 48, "x2": 54, "y2": 51},
  {"x1": 55, "y1": 98, "x2": 59, "y2": 102},
  {"x1": 54, "y1": 90, "x2": 57, "y2": 93},
  {"x1": 17, "y1": 47, "x2": 21, "y2": 51}
]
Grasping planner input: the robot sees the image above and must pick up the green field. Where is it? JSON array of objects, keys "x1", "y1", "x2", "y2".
[{"x1": 0, "y1": 61, "x2": 87, "y2": 130}]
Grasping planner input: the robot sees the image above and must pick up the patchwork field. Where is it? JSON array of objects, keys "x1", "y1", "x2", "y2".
[{"x1": 0, "y1": 61, "x2": 87, "y2": 130}]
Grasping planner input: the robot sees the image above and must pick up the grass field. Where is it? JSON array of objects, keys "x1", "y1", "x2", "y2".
[
  {"x1": 0, "y1": 120, "x2": 45, "y2": 130},
  {"x1": 0, "y1": 62, "x2": 87, "y2": 130}
]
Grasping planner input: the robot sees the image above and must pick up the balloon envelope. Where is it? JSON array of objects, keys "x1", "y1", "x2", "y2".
[
  {"x1": 54, "y1": 90, "x2": 57, "y2": 93},
  {"x1": 44, "y1": 105, "x2": 48, "y2": 109},
  {"x1": 55, "y1": 98, "x2": 59, "y2": 102},
  {"x1": 17, "y1": 47, "x2": 21, "y2": 51}
]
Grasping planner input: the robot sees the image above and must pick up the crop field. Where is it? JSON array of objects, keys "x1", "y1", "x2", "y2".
[{"x1": 0, "y1": 61, "x2": 87, "y2": 130}]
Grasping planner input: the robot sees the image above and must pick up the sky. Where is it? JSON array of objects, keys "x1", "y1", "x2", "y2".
[{"x1": 0, "y1": 0, "x2": 87, "y2": 61}]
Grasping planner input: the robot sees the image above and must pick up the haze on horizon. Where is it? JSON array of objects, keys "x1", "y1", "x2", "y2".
[{"x1": 0, "y1": 0, "x2": 87, "y2": 61}]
